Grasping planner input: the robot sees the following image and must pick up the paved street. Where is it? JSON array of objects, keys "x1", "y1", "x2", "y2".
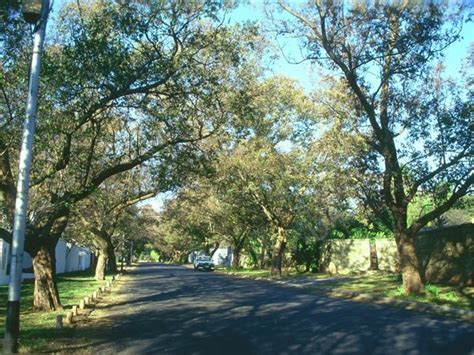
[{"x1": 75, "y1": 263, "x2": 473, "y2": 354}]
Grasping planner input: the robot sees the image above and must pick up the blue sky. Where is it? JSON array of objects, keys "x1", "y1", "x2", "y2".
[{"x1": 227, "y1": 2, "x2": 473, "y2": 90}]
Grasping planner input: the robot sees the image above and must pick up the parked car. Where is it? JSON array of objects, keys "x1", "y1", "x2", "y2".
[{"x1": 193, "y1": 256, "x2": 214, "y2": 271}]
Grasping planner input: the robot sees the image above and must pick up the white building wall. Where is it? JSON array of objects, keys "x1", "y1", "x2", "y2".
[
  {"x1": 65, "y1": 244, "x2": 92, "y2": 272},
  {"x1": 79, "y1": 247, "x2": 92, "y2": 271},
  {"x1": 211, "y1": 247, "x2": 233, "y2": 267},
  {"x1": 0, "y1": 239, "x2": 92, "y2": 284},
  {"x1": 55, "y1": 240, "x2": 68, "y2": 274},
  {"x1": 0, "y1": 239, "x2": 10, "y2": 285},
  {"x1": 22, "y1": 250, "x2": 32, "y2": 270},
  {"x1": 0, "y1": 239, "x2": 34, "y2": 284},
  {"x1": 66, "y1": 244, "x2": 80, "y2": 273}
]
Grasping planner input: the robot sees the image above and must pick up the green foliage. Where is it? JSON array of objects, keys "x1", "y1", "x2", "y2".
[
  {"x1": 1, "y1": 0, "x2": 266, "y2": 307},
  {"x1": 440, "y1": 292, "x2": 460, "y2": 303},
  {"x1": 290, "y1": 236, "x2": 322, "y2": 273},
  {"x1": 275, "y1": 2, "x2": 472, "y2": 294},
  {"x1": 2, "y1": 0, "x2": 471, "y2": 305},
  {"x1": 386, "y1": 282, "x2": 465, "y2": 308},
  {"x1": 149, "y1": 250, "x2": 160, "y2": 262},
  {"x1": 348, "y1": 227, "x2": 393, "y2": 241},
  {"x1": 425, "y1": 284, "x2": 440, "y2": 297}
]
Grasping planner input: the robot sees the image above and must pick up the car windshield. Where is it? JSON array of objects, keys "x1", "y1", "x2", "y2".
[{"x1": 197, "y1": 256, "x2": 211, "y2": 261}]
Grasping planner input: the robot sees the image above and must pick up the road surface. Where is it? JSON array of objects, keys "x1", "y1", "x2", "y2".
[{"x1": 70, "y1": 263, "x2": 474, "y2": 354}]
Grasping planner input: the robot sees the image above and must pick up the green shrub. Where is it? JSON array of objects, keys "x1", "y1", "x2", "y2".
[{"x1": 425, "y1": 284, "x2": 440, "y2": 297}]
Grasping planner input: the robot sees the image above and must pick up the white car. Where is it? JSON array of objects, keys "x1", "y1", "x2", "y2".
[{"x1": 193, "y1": 256, "x2": 214, "y2": 271}]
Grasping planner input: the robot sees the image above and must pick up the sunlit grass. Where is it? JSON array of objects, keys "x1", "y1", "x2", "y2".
[
  {"x1": 217, "y1": 267, "x2": 271, "y2": 278},
  {"x1": 216, "y1": 266, "x2": 332, "y2": 279},
  {"x1": 304, "y1": 272, "x2": 472, "y2": 310},
  {"x1": 0, "y1": 271, "x2": 113, "y2": 352},
  {"x1": 382, "y1": 281, "x2": 472, "y2": 309}
]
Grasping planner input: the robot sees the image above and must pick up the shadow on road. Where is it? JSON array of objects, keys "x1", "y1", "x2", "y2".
[{"x1": 51, "y1": 263, "x2": 474, "y2": 354}]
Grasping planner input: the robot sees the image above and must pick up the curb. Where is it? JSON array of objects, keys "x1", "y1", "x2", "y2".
[
  {"x1": 56, "y1": 272, "x2": 123, "y2": 328},
  {"x1": 219, "y1": 272, "x2": 474, "y2": 323}
]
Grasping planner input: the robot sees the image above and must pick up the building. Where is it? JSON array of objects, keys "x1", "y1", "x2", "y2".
[
  {"x1": 0, "y1": 239, "x2": 92, "y2": 285},
  {"x1": 188, "y1": 246, "x2": 233, "y2": 267}
]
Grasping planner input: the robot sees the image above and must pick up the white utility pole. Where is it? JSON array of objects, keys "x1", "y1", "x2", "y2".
[{"x1": 4, "y1": 1, "x2": 50, "y2": 353}]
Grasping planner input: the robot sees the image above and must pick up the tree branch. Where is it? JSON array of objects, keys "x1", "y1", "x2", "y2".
[
  {"x1": 405, "y1": 148, "x2": 472, "y2": 204},
  {"x1": 409, "y1": 173, "x2": 474, "y2": 235}
]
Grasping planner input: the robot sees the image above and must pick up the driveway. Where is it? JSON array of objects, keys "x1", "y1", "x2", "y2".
[{"x1": 66, "y1": 263, "x2": 474, "y2": 354}]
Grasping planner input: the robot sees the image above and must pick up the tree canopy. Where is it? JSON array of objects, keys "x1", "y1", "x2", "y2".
[{"x1": 0, "y1": 1, "x2": 471, "y2": 309}]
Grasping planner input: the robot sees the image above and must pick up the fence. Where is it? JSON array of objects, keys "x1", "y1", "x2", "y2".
[{"x1": 320, "y1": 224, "x2": 473, "y2": 286}]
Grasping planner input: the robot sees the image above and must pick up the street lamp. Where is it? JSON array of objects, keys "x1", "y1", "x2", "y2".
[
  {"x1": 3, "y1": 0, "x2": 50, "y2": 353},
  {"x1": 22, "y1": 0, "x2": 44, "y2": 24}
]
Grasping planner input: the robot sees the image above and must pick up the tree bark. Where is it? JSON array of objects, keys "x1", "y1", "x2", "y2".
[
  {"x1": 106, "y1": 236, "x2": 118, "y2": 273},
  {"x1": 210, "y1": 241, "x2": 220, "y2": 258},
  {"x1": 270, "y1": 226, "x2": 286, "y2": 277},
  {"x1": 90, "y1": 252, "x2": 98, "y2": 273},
  {"x1": 259, "y1": 240, "x2": 266, "y2": 269},
  {"x1": 94, "y1": 249, "x2": 107, "y2": 280},
  {"x1": 32, "y1": 245, "x2": 62, "y2": 311},
  {"x1": 369, "y1": 241, "x2": 379, "y2": 270},
  {"x1": 395, "y1": 230, "x2": 424, "y2": 294},
  {"x1": 232, "y1": 248, "x2": 241, "y2": 269},
  {"x1": 27, "y1": 209, "x2": 69, "y2": 311},
  {"x1": 93, "y1": 230, "x2": 117, "y2": 279}
]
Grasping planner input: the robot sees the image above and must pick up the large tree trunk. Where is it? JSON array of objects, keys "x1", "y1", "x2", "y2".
[
  {"x1": 259, "y1": 242, "x2": 266, "y2": 269},
  {"x1": 95, "y1": 249, "x2": 107, "y2": 280},
  {"x1": 106, "y1": 236, "x2": 117, "y2": 273},
  {"x1": 395, "y1": 229, "x2": 424, "y2": 295},
  {"x1": 90, "y1": 252, "x2": 98, "y2": 273},
  {"x1": 232, "y1": 247, "x2": 241, "y2": 269},
  {"x1": 270, "y1": 226, "x2": 286, "y2": 277},
  {"x1": 93, "y1": 230, "x2": 117, "y2": 279},
  {"x1": 231, "y1": 232, "x2": 247, "y2": 269},
  {"x1": 28, "y1": 210, "x2": 69, "y2": 311},
  {"x1": 210, "y1": 241, "x2": 220, "y2": 258},
  {"x1": 32, "y1": 244, "x2": 62, "y2": 311},
  {"x1": 369, "y1": 241, "x2": 379, "y2": 270}
]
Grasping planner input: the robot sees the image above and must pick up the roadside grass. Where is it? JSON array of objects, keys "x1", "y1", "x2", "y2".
[
  {"x1": 218, "y1": 267, "x2": 473, "y2": 311},
  {"x1": 217, "y1": 267, "x2": 271, "y2": 278},
  {"x1": 309, "y1": 272, "x2": 473, "y2": 310},
  {"x1": 216, "y1": 266, "x2": 332, "y2": 280},
  {"x1": 0, "y1": 271, "x2": 113, "y2": 352}
]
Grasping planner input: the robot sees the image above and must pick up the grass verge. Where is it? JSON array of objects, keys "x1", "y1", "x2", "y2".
[
  {"x1": 218, "y1": 267, "x2": 473, "y2": 311},
  {"x1": 217, "y1": 266, "x2": 332, "y2": 280},
  {"x1": 0, "y1": 271, "x2": 113, "y2": 353}
]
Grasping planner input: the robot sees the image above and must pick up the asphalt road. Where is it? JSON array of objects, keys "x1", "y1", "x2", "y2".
[{"x1": 77, "y1": 263, "x2": 473, "y2": 354}]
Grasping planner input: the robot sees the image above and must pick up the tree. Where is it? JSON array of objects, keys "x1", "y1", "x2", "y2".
[
  {"x1": 152, "y1": 76, "x2": 317, "y2": 273},
  {"x1": 172, "y1": 178, "x2": 266, "y2": 268},
  {"x1": 212, "y1": 75, "x2": 318, "y2": 276},
  {"x1": 219, "y1": 139, "x2": 314, "y2": 276},
  {"x1": 157, "y1": 188, "x2": 222, "y2": 261},
  {"x1": 69, "y1": 172, "x2": 159, "y2": 280},
  {"x1": 211, "y1": 186, "x2": 265, "y2": 269},
  {"x1": 278, "y1": 2, "x2": 473, "y2": 294},
  {"x1": 0, "y1": 0, "x2": 259, "y2": 310}
]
